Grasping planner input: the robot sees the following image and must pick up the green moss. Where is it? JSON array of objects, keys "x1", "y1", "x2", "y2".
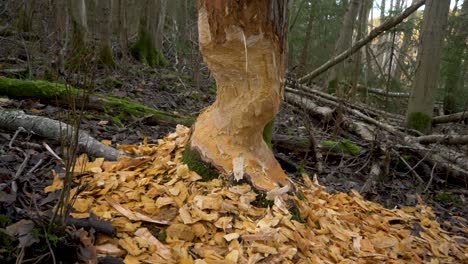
[
  {"x1": 99, "y1": 44, "x2": 116, "y2": 68},
  {"x1": 0, "y1": 77, "x2": 70, "y2": 99},
  {"x1": 406, "y1": 112, "x2": 432, "y2": 133},
  {"x1": 289, "y1": 202, "x2": 305, "y2": 223},
  {"x1": 112, "y1": 116, "x2": 124, "y2": 127},
  {"x1": 328, "y1": 79, "x2": 338, "y2": 94},
  {"x1": 0, "y1": 77, "x2": 195, "y2": 127},
  {"x1": 434, "y1": 192, "x2": 461, "y2": 206},
  {"x1": 321, "y1": 139, "x2": 362, "y2": 156},
  {"x1": 182, "y1": 142, "x2": 220, "y2": 182},
  {"x1": 262, "y1": 120, "x2": 274, "y2": 148},
  {"x1": 295, "y1": 190, "x2": 305, "y2": 200},
  {"x1": 130, "y1": 30, "x2": 167, "y2": 67},
  {"x1": 101, "y1": 95, "x2": 193, "y2": 126},
  {"x1": 0, "y1": 214, "x2": 9, "y2": 227},
  {"x1": 253, "y1": 192, "x2": 274, "y2": 208},
  {"x1": 103, "y1": 77, "x2": 124, "y2": 89},
  {"x1": 157, "y1": 231, "x2": 167, "y2": 242}
]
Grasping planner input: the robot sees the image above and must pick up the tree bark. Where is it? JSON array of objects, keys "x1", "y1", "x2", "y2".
[
  {"x1": 299, "y1": 0, "x2": 426, "y2": 83},
  {"x1": 296, "y1": 1, "x2": 316, "y2": 76},
  {"x1": 53, "y1": 0, "x2": 67, "y2": 79},
  {"x1": 405, "y1": 0, "x2": 450, "y2": 133},
  {"x1": 97, "y1": 0, "x2": 115, "y2": 67},
  {"x1": 185, "y1": 0, "x2": 290, "y2": 192},
  {"x1": 69, "y1": 0, "x2": 88, "y2": 55},
  {"x1": 118, "y1": 0, "x2": 129, "y2": 59},
  {"x1": 130, "y1": 0, "x2": 167, "y2": 67},
  {"x1": 69, "y1": 0, "x2": 88, "y2": 53},
  {"x1": 16, "y1": 0, "x2": 36, "y2": 32},
  {"x1": 327, "y1": 0, "x2": 360, "y2": 94}
]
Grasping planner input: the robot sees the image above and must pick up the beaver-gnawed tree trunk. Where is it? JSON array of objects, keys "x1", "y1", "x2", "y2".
[{"x1": 184, "y1": 0, "x2": 291, "y2": 192}]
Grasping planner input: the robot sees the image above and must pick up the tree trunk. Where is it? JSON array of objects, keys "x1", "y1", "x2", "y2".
[
  {"x1": 327, "y1": 0, "x2": 360, "y2": 95},
  {"x1": 130, "y1": 0, "x2": 167, "y2": 67},
  {"x1": 184, "y1": 0, "x2": 290, "y2": 192},
  {"x1": 405, "y1": 0, "x2": 450, "y2": 133},
  {"x1": 297, "y1": 1, "x2": 316, "y2": 76},
  {"x1": 349, "y1": 0, "x2": 372, "y2": 98},
  {"x1": 53, "y1": 0, "x2": 67, "y2": 79},
  {"x1": 69, "y1": 0, "x2": 88, "y2": 53},
  {"x1": 443, "y1": 0, "x2": 468, "y2": 114},
  {"x1": 393, "y1": 0, "x2": 417, "y2": 86},
  {"x1": 97, "y1": 0, "x2": 115, "y2": 67},
  {"x1": 16, "y1": 0, "x2": 36, "y2": 32},
  {"x1": 117, "y1": 0, "x2": 129, "y2": 59}
]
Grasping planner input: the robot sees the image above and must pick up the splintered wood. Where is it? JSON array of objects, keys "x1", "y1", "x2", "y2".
[{"x1": 45, "y1": 125, "x2": 467, "y2": 263}]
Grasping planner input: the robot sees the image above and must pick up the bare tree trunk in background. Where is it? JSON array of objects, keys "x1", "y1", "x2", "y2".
[
  {"x1": 443, "y1": 0, "x2": 468, "y2": 114},
  {"x1": 377, "y1": 0, "x2": 387, "y2": 68},
  {"x1": 405, "y1": 0, "x2": 450, "y2": 133},
  {"x1": 393, "y1": 0, "x2": 417, "y2": 86},
  {"x1": 130, "y1": 0, "x2": 167, "y2": 67},
  {"x1": 118, "y1": 0, "x2": 128, "y2": 59},
  {"x1": 69, "y1": 0, "x2": 88, "y2": 53},
  {"x1": 349, "y1": 0, "x2": 372, "y2": 98},
  {"x1": 16, "y1": 0, "x2": 36, "y2": 32},
  {"x1": 97, "y1": 0, "x2": 115, "y2": 67},
  {"x1": 184, "y1": 0, "x2": 291, "y2": 192},
  {"x1": 365, "y1": 0, "x2": 374, "y2": 90},
  {"x1": 53, "y1": 0, "x2": 67, "y2": 79},
  {"x1": 327, "y1": 0, "x2": 360, "y2": 95},
  {"x1": 175, "y1": 0, "x2": 188, "y2": 55},
  {"x1": 297, "y1": 1, "x2": 316, "y2": 76}
]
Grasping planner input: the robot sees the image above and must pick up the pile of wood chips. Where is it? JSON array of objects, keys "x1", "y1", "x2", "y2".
[{"x1": 44, "y1": 125, "x2": 467, "y2": 263}]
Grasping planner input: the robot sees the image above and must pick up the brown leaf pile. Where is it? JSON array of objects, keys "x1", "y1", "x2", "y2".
[{"x1": 45, "y1": 125, "x2": 467, "y2": 263}]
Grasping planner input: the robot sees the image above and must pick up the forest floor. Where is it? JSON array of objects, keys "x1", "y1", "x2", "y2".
[{"x1": 0, "y1": 35, "x2": 467, "y2": 262}]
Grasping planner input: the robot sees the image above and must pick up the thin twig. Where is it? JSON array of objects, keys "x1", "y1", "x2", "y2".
[{"x1": 424, "y1": 163, "x2": 437, "y2": 193}]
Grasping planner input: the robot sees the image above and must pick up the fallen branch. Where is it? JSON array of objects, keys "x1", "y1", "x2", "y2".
[
  {"x1": 357, "y1": 85, "x2": 410, "y2": 98},
  {"x1": 288, "y1": 82, "x2": 404, "y2": 123},
  {"x1": 432, "y1": 112, "x2": 468, "y2": 124},
  {"x1": 298, "y1": 0, "x2": 425, "y2": 83},
  {"x1": 416, "y1": 134, "x2": 468, "y2": 145},
  {"x1": 284, "y1": 92, "x2": 334, "y2": 121},
  {"x1": 0, "y1": 110, "x2": 126, "y2": 161},
  {"x1": 0, "y1": 77, "x2": 193, "y2": 127}
]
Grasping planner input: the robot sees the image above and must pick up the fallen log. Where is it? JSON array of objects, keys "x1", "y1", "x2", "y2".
[
  {"x1": 287, "y1": 82, "x2": 405, "y2": 123},
  {"x1": 432, "y1": 112, "x2": 468, "y2": 124},
  {"x1": 0, "y1": 110, "x2": 126, "y2": 161},
  {"x1": 0, "y1": 77, "x2": 194, "y2": 127},
  {"x1": 357, "y1": 85, "x2": 410, "y2": 98},
  {"x1": 416, "y1": 134, "x2": 468, "y2": 145},
  {"x1": 283, "y1": 88, "x2": 468, "y2": 183},
  {"x1": 284, "y1": 92, "x2": 334, "y2": 122}
]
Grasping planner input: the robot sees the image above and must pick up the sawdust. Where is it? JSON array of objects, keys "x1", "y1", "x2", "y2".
[{"x1": 45, "y1": 125, "x2": 467, "y2": 263}]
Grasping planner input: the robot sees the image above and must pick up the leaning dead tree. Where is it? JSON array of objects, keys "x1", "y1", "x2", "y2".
[{"x1": 298, "y1": 0, "x2": 426, "y2": 83}]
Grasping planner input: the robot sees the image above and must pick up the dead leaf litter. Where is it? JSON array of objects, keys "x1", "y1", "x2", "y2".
[{"x1": 45, "y1": 125, "x2": 468, "y2": 263}]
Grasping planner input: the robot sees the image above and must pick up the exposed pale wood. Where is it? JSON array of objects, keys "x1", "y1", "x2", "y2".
[
  {"x1": 299, "y1": 0, "x2": 426, "y2": 83},
  {"x1": 188, "y1": 0, "x2": 290, "y2": 192}
]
